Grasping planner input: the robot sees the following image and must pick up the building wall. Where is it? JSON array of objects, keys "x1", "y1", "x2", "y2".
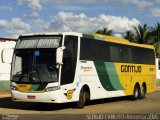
[
  {"x1": 0, "y1": 39, "x2": 16, "y2": 90},
  {"x1": 156, "y1": 58, "x2": 160, "y2": 84}
]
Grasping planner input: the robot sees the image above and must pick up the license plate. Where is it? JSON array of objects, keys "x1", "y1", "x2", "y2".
[{"x1": 27, "y1": 95, "x2": 35, "y2": 99}]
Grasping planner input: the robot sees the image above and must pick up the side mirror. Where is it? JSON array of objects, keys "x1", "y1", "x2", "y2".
[
  {"x1": 1, "y1": 48, "x2": 14, "y2": 64},
  {"x1": 56, "y1": 46, "x2": 65, "y2": 65}
]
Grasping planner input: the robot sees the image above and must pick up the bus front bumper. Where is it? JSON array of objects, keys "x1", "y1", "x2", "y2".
[{"x1": 11, "y1": 90, "x2": 61, "y2": 103}]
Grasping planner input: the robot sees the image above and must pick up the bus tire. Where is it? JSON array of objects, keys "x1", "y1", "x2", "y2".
[
  {"x1": 132, "y1": 84, "x2": 140, "y2": 101},
  {"x1": 76, "y1": 88, "x2": 89, "y2": 109},
  {"x1": 139, "y1": 84, "x2": 146, "y2": 99}
]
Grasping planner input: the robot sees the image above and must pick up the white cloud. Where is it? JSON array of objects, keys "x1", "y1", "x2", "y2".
[
  {"x1": 99, "y1": 14, "x2": 140, "y2": 32},
  {"x1": 17, "y1": 0, "x2": 42, "y2": 10},
  {"x1": 55, "y1": 5, "x2": 85, "y2": 11},
  {"x1": 0, "y1": 18, "x2": 31, "y2": 36},
  {"x1": 0, "y1": 20, "x2": 8, "y2": 28},
  {"x1": 8, "y1": 18, "x2": 31, "y2": 34},
  {"x1": 50, "y1": 0, "x2": 105, "y2": 3},
  {"x1": 49, "y1": 0, "x2": 153, "y2": 5},
  {"x1": 17, "y1": 0, "x2": 25, "y2": 5},
  {"x1": 24, "y1": 12, "x2": 39, "y2": 18},
  {"x1": 155, "y1": 0, "x2": 160, "y2": 4},
  {"x1": 0, "y1": 11, "x2": 141, "y2": 37},
  {"x1": 133, "y1": 0, "x2": 153, "y2": 10},
  {"x1": 16, "y1": 0, "x2": 160, "y2": 18},
  {"x1": 17, "y1": 0, "x2": 24, "y2": 5},
  {"x1": 32, "y1": 11, "x2": 140, "y2": 34},
  {"x1": 0, "y1": 5, "x2": 12, "y2": 11},
  {"x1": 150, "y1": 8, "x2": 160, "y2": 17},
  {"x1": 28, "y1": 0, "x2": 42, "y2": 10},
  {"x1": 32, "y1": 19, "x2": 47, "y2": 31},
  {"x1": 101, "y1": 0, "x2": 154, "y2": 10},
  {"x1": 121, "y1": 0, "x2": 159, "y2": 18}
]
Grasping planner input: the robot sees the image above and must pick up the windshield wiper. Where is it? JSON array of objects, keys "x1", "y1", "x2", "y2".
[
  {"x1": 18, "y1": 72, "x2": 25, "y2": 83},
  {"x1": 34, "y1": 70, "x2": 43, "y2": 84},
  {"x1": 31, "y1": 56, "x2": 44, "y2": 84},
  {"x1": 15, "y1": 71, "x2": 22, "y2": 75}
]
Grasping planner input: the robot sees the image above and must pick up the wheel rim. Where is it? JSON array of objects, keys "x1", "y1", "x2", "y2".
[
  {"x1": 79, "y1": 91, "x2": 86, "y2": 107},
  {"x1": 141, "y1": 86, "x2": 145, "y2": 97},
  {"x1": 82, "y1": 92, "x2": 86, "y2": 105},
  {"x1": 135, "y1": 88, "x2": 138, "y2": 98}
]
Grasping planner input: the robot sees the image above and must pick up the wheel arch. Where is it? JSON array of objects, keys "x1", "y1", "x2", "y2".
[{"x1": 134, "y1": 82, "x2": 140, "y2": 90}]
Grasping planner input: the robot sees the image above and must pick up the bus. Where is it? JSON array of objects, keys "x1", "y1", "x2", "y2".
[{"x1": 10, "y1": 32, "x2": 156, "y2": 108}]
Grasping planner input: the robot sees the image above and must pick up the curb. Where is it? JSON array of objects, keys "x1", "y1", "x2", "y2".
[{"x1": 0, "y1": 90, "x2": 10, "y2": 96}]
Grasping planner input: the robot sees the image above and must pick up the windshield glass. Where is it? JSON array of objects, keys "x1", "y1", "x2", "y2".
[
  {"x1": 11, "y1": 49, "x2": 58, "y2": 83},
  {"x1": 16, "y1": 36, "x2": 61, "y2": 49}
]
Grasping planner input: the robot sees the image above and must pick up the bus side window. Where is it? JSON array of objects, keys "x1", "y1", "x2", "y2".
[
  {"x1": 109, "y1": 45, "x2": 121, "y2": 62},
  {"x1": 61, "y1": 49, "x2": 72, "y2": 83},
  {"x1": 61, "y1": 35, "x2": 78, "y2": 85}
]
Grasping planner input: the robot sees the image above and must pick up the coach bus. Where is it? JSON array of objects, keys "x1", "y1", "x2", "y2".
[{"x1": 10, "y1": 32, "x2": 156, "y2": 108}]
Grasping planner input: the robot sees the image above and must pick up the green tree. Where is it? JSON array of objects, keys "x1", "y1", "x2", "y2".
[
  {"x1": 151, "y1": 22, "x2": 160, "y2": 43},
  {"x1": 151, "y1": 22, "x2": 160, "y2": 56},
  {"x1": 122, "y1": 30, "x2": 135, "y2": 42},
  {"x1": 133, "y1": 24, "x2": 151, "y2": 44},
  {"x1": 96, "y1": 27, "x2": 113, "y2": 36}
]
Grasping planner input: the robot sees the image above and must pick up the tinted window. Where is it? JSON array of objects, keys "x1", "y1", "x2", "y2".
[
  {"x1": 121, "y1": 47, "x2": 133, "y2": 63},
  {"x1": 110, "y1": 45, "x2": 121, "y2": 62},
  {"x1": 80, "y1": 37, "x2": 155, "y2": 65},
  {"x1": 80, "y1": 38, "x2": 95, "y2": 60},
  {"x1": 94, "y1": 40, "x2": 109, "y2": 61},
  {"x1": 132, "y1": 47, "x2": 155, "y2": 64},
  {"x1": 109, "y1": 44, "x2": 133, "y2": 63},
  {"x1": 80, "y1": 37, "x2": 109, "y2": 61},
  {"x1": 61, "y1": 35, "x2": 78, "y2": 85}
]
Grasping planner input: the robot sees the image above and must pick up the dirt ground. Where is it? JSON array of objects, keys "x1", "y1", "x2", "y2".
[{"x1": 0, "y1": 86, "x2": 159, "y2": 120}]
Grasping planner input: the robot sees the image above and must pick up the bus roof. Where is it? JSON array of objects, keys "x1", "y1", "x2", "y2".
[
  {"x1": 87, "y1": 33, "x2": 154, "y2": 49},
  {"x1": 19, "y1": 32, "x2": 82, "y2": 37},
  {"x1": 19, "y1": 32, "x2": 154, "y2": 50}
]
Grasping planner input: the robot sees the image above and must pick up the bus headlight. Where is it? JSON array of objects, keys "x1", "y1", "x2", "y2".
[
  {"x1": 45, "y1": 86, "x2": 60, "y2": 92},
  {"x1": 10, "y1": 85, "x2": 18, "y2": 91}
]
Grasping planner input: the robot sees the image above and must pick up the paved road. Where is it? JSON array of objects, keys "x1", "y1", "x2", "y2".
[{"x1": 0, "y1": 88, "x2": 160, "y2": 120}]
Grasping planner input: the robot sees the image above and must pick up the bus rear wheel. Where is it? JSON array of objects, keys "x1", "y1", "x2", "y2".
[
  {"x1": 76, "y1": 89, "x2": 89, "y2": 109},
  {"x1": 139, "y1": 84, "x2": 146, "y2": 99},
  {"x1": 132, "y1": 84, "x2": 140, "y2": 101}
]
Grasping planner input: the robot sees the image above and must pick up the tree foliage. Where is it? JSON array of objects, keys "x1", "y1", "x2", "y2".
[
  {"x1": 121, "y1": 22, "x2": 160, "y2": 56},
  {"x1": 122, "y1": 30, "x2": 135, "y2": 42},
  {"x1": 133, "y1": 24, "x2": 151, "y2": 44},
  {"x1": 96, "y1": 27, "x2": 113, "y2": 36},
  {"x1": 95, "y1": 22, "x2": 160, "y2": 56}
]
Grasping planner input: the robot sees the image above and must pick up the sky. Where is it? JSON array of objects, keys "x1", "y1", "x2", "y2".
[{"x1": 0, "y1": 0, "x2": 159, "y2": 38}]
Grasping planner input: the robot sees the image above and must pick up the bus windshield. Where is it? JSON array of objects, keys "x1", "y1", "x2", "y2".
[{"x1": 11, "y1": 49, "x2": 58, "y2": 83}]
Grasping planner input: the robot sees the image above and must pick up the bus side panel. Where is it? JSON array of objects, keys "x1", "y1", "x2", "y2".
[
  {"x1": 79, "y1": 61, "x2": 126, "y2": 100},
  {"x1": 114, "y1": 63, "x2": 156, "y2": 96}
]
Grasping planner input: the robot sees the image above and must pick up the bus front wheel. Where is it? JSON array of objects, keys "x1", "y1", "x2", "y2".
[{"x1": 76, "y1": 89, "x2": 89, "y2": 109}]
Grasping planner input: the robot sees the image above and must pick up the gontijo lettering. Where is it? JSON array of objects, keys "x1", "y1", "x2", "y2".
[{"x1": 121, "y1": 65, "x2": 142, "y2": 73}]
